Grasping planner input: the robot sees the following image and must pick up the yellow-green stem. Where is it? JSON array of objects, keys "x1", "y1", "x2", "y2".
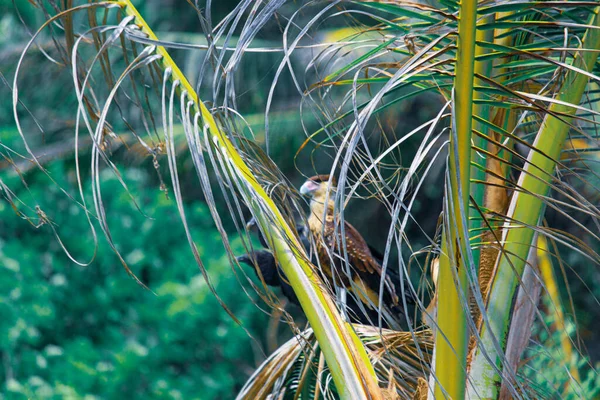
[
  {"x1": 537, "y1": 236, "x2": 580, "y2": 387},
  {"x1": 434, "y1": 0, "x2": 477, "y2": 397}
]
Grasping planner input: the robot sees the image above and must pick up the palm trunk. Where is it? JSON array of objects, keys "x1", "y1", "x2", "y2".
[{"x1": 432, "y1": 0, "x2": 477, "y2": 397}]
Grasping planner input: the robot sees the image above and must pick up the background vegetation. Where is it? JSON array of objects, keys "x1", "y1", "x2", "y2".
[
  {"x1": 0, "y1": 157, "x2": 271, "y2": 399},
  {"x1": 0, "y1": 1, "x2": 290, "y2": 398}
]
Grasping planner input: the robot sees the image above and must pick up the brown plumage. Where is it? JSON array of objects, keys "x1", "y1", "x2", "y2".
[{"x1": 300, "y1": 174, "x2": 400, "y2": 311}]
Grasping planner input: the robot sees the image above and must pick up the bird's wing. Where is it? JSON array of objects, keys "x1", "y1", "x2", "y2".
[{"x1": 323, "y1": 220, "x2": 381, "y2": 275}]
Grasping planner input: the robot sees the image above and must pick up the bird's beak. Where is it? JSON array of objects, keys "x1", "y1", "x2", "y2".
[{"x1": 300, "y1": 180, "x2": 319, "y2": 196}]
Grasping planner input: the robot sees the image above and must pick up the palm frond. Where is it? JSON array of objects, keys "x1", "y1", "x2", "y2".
[{"x1": 237, "y1": 325, "x2": 433, "y2": 400}]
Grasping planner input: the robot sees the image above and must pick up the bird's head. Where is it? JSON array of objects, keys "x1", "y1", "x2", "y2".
[
  {"x1": 236, "y1": 251, "x2": 278, "y2": 285},
  {"x1": 236, "y1": 251, "x2": 269, "y2": 267},
  {"x1": 299, "y1": 174, "x2": 337, "y2": 198},
  {"x1": 245, "y1": 216, "x2": 259, "y2": 233}
]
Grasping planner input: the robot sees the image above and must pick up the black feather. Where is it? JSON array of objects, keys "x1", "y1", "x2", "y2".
[{"x1": 237, "y1": 250, "x2": 300, "y2": 306}]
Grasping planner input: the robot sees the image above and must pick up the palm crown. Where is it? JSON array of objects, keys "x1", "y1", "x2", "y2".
[{"x1": 6, "y1": 0, "x2": 600, "y2": 398}]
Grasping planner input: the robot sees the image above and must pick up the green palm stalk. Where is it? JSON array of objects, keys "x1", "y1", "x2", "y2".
[{"x1": 433, "y1": 0, "x2": 477, "y2": 397}]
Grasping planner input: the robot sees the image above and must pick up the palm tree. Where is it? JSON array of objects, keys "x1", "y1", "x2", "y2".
[{"x1": 7, "y1": 0, "x2": 600, "y2": 398}]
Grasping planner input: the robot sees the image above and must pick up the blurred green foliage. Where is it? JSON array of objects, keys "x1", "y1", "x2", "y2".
[
  {"x1": 524, "y1": 309, "x2": 600, "y2": 399},
  {"x1": 0, "y1": 151, "x2": 271, "y2": 399},
  {"x1": 0, "y1": 4, "x2": 309, "y2": 397}
]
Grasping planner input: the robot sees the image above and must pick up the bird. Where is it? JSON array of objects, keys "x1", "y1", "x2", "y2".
[
  {"x1": 236, "y1": 250, "x2": 300, "y2": 306},
  {"x1": 239, "y1": 215, "x2": 392, "y2": 327},
  {"x1": 299, "y1": 174, "x2": 415, "y2": 325}
]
